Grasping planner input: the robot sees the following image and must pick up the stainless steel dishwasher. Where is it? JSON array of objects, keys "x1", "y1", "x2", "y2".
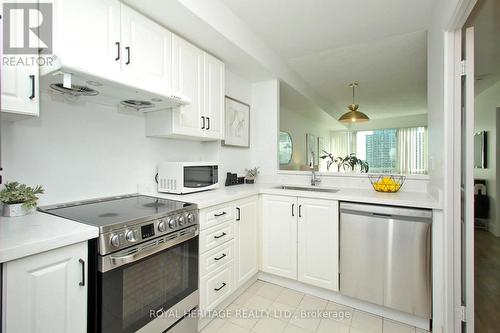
[{"x1": 339, "y1": 202, "x2": 432, "y2": 319}]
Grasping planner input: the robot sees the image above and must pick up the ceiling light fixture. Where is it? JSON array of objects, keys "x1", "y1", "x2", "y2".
[{"x1": 338, "y1": 82, "x2": 369, "y2": 123}]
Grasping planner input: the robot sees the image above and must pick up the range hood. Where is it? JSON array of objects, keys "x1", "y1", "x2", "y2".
[{"x1": 40, "y1": 57, "x2": 190, "y2": 112}]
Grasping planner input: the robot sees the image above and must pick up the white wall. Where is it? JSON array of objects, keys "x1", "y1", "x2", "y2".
[
  {"x1": 1, "y1": 70, "x2": 254, "y2": 205},
  {"x1": 474, "y1": 80, "x2": 500, "y2": 236},
  {"x1": 279, "y1": 106, "x2": 332, "y2": 170}
]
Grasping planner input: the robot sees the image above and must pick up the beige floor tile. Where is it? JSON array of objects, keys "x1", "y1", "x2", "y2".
[
  {"x1": 252, "y1": 317, "x2": 287, "y2": 333},
  {"x1": 289, "y1": 309, "x2": 322, "y2": 332},
  {"x1": 324, "y1": 301, "x2": 353, "y2": 326},
  {"x1": 218, "y1": 321, "x2": 250, "y2": 333},
  {"x1": 383, "y1": 319, "x2": 416, "y2": 333},
  {"x1": 275, "y1": 288, "x2": 305, "y2": 308},
  {"x1": 200, "y1": 317, "x2": 226, "y2": 333},
  {"x1": 316, "y1": 318, "x2": 350, "y2": 333},
  {"x1": 243, "y1": 294, "x2": 274, "y2": 311},
  {"x1": 351, "y1": 310, "x2": 383, "y2": 333},
  {"x1": 246, "y1": 280, "x2": 266, "y2": 294},
  {"x1": 226, "y1": 304, "x2": 259, "y2": 331},
  {"x1": 283, "y1": 323, "x2": 312, "y2": 333},
  {"x1": 268, "y1": 301, "x2": 296, "y2": 321},
  {"x1": 415, "y1": 329, "x2": 430, "y2": 333},
  {"x1": 233, "y1": 292, "x2": 254, "y2": 306},
  {"x1": 297, "y1": 294, "x2": 328, "y2": 310},
  {"x1": 255, "y1": 282, "x2": 284, "y2": 301}
]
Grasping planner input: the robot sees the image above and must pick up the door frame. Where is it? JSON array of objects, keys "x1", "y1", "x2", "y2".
[{"x1": 442, "y1": 0, "x2": 477, "y2": 331}]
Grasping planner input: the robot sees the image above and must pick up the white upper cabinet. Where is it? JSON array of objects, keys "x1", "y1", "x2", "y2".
[
  {"x1": 203, "y1": 53, "x2": 225, "y2": 140},
  {"x1": 52, "y1": 0, "x2": 121, "y2": 76},
  {"x1": 146, "y1": 34, "x2": 225, "y2": 141},
  {"x1": 3, "y1": 242, "x2": 88, "y2": 333},
  {"x1": 261, "y1": 195, "x2": 298, "y2": 279},
  {"x1": 120, "y1": 5, "x2": 172, "y2": 89},
  {"x1": 172, "y1": 34, "x2": 205, "y2": 137},
  {"x1": 0, "y1": 0, "x2": 39, "y2": 119},
  {"x1": 234, "y1": 197, "x2": 258, "y2": 286},
  {"x1": 297, "y1": 198, "x2": 339, "y2": 291}
]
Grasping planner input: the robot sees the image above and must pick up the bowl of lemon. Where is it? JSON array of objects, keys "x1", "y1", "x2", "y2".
[{"x1": 368, "y1": 175, "x2": 405, "y2": 193}]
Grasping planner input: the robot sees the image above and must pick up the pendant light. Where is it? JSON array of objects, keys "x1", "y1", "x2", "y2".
[{"x1": 338, "y1": 82, "x2": 369, "y2": 123}]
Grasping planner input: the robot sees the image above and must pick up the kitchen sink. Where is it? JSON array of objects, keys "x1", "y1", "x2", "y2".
[{"x1": 274, "y1": 185, "x2": 340, "y2": 193}]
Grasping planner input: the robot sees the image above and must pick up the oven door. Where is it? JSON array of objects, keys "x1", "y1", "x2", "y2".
[
  {"x1": 97, "y1": 227, "x2": 199, "y2": 333},
  {"x1": 183, "y1": 165, "x2": 218, "y2": 189}
]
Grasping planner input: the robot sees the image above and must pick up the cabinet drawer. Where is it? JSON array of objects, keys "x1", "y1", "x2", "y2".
[
  {"x1": 200, "y1": 261, "x2": 233, "y2": 311},
  {"x1": 200, "y1": 203, "x2": 235, "y2": 230},
  {"x1": 200, "y1": 240, "x2": 234, "y2": 277},
  {"x1": 199, "y1": 221, "x2": 234, "y2": 253}
]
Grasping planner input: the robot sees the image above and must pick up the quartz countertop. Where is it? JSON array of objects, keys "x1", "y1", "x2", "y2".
[
  {"x1": 144, "y1": 183, "x2": 441, "y2": 210},
  {"x1": 0, "y1": 211, "x2": 99, "y2": 263}
]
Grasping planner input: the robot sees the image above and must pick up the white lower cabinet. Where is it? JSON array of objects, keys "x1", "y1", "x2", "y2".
[
  {"x1": 2, "y1": 242, "x2": 88, "y2": 333},
  {"x1": 198, "y1": 195, "x2": 258, "y2": 312},
  {"x1": 261, "y1": 194, "x2": 339, "y2": 291}
]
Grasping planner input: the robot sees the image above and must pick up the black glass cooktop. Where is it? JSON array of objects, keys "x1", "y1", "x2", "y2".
[{"x1": 38, "y1": 195, "x2": 193, "y2": 229}]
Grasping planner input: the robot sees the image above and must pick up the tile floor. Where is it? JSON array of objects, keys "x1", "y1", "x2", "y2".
[{"x1": 200, "y1": 280, "x2": 430, "y2": 333}]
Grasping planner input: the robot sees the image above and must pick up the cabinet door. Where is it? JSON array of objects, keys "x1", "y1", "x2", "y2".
[
  {"x1": 172, "y1": 35, "x2": 204, "y2": 137},
  {"x1": 1, "y1": 64, "x2": 39, "y2": 117},
  {"x1": 120, "y1": 4, "x2": 172, "y2": 90},
  {"x1": 234, "y1": 197, "x2": 258, "y2": 286},
  {"x1": 52, "y1": 0, "x2": 121, "y2": 75},
  {"x1": 261, "y1": 195, "x2": 297, "y2": 279},
  {"x1": 3, "y1": 242, "x2": 88, "y2": 333},
  {"x1": 297, "y1": 198, "x2": 339, "y2": 291},
  {"x1": 0, "y1": 0, "x2": 39, "y2": 117},
  {"x1": 203, "y1": 53, "x2": 225, "y2": 140}
]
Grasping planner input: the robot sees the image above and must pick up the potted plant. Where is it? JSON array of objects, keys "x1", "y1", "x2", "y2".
[
  {"x1": 0, "y1": 182, "x2": 45, "y2": 217},
  {"x1": 245, "y1": 167, "x2": 260, "y2": 184},
  {"x1": 320, "y1": 151, "x2": 369, "y2": 173}
]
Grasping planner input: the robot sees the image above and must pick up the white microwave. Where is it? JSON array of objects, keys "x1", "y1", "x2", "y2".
[{"x1": 157, "y1": 162, "x2": 219, "y2": 194}]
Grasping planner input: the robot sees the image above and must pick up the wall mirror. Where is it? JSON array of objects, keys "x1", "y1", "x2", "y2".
[
  {"x1": 279, "y1": 131, "x2": 293, "y2": 165},
  {"x1": 278, "y1": 31, "x2": 428, "y2": 175}
]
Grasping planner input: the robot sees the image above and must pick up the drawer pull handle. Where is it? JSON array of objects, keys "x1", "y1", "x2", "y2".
[
  {"x1": 214, "y1": 253, "x2": 227, "y2": 261},
  {"x1": 236, "y1": 207, "x2": 241, "y2": 221},
  {"x1": 79, "y1": 259, "x2": 85, "y2": 286},
  {"x1": 214, "y1": 232, "x2": 227, "y2": 239},
  {"x1": 214, "y1": 282, "x2": 227, "y2": 291},
  {"x1": 214, "y1": 212, "x2": 227, "y2": 217}
]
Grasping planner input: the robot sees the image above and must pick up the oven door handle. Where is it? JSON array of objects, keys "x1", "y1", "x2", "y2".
[{"x1": 101, "y1": 227, "x2": 198, "y2": 272}]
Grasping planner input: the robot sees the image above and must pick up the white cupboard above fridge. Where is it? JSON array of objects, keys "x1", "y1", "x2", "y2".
[{"x1": 145, "y1": 35, "x2": 225, "y2": 141}]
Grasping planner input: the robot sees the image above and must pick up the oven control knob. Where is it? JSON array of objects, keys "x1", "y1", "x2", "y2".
[
  {"x1": 178, "y1": 215, "x2": 186, "y2": 226},
  {"x1": 110, "y1": 234, "x2": 120, "y2": 247},
  {"x1": 126, "y1": 230, "x2": 138, "y2": 242},
  {"x1": 187, "y1": 213, "x2": 195, "y2": 224},
  {"x1": 158, "y1": 220, "x2": 168, "y2": 232},
  {"x1": 168, "y1": 218, "x2": 177, "y2": 229}
]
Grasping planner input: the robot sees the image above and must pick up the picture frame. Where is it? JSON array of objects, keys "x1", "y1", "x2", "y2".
[{"x1": 222, "y1": 96, "x2": 250, "y2": 148}]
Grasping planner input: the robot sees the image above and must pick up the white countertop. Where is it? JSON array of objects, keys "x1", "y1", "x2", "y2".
[
  {"x1": 0, "y1": 211, "x2": 99, "y2": 263},
  {"x1": 145, "y1": 183, "x2": 441, "y2": 210}
]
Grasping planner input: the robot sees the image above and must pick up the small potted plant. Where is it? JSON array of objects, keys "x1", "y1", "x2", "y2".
[
  {"x1": 0, "y1": 182, "x2": 45, "y2": 217},
  {"x1": 245, "y1": 167, "x2": 260, "y2": 184}
]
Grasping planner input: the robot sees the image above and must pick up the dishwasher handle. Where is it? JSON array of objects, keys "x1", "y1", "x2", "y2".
[{"x1": 340, "y1": 202, "x2": 432, "y2": 220}]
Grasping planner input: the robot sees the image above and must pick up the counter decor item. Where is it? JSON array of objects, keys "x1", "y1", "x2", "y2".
[
  {"x1": 225, "y1": 173, "x2": 245, "y2": 186},
  {"x1": 245, "y1": 167, "x2": 260, "y2": 184},
  {"x1": 223, "y1": 96, "x2": 250, "y2": 147},
  {"x1": 0, "y1": 182, "x2": 45, "y2": 217},
  {"x1": 368, "y1": 175, "x2": 405, "y2": 193}
]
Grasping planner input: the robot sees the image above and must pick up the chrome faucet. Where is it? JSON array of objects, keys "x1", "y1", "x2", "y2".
[{"x1": 309, "y1": 152, "x2": 321, "y2": 186}]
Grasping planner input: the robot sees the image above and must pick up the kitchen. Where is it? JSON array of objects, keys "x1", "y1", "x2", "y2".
[{"x1": 0, "y1": 1, "x2": 484, "y2": 333}]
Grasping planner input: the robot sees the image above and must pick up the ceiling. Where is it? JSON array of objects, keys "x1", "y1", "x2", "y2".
[{"x1": 220, "y1": 0, "x2": 435, "y2": 120}]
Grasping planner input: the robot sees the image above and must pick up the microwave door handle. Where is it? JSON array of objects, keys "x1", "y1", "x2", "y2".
[{"x1": 104, "y1": 228, "x2": 198, "y2": 271}]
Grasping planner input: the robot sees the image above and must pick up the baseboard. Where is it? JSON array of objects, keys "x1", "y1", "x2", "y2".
[{"x1": 258, "y1": 272, "x2": 431, "y2": 331}]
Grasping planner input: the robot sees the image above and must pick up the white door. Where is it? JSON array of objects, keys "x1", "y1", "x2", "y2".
[
  {"x1": 234, "y1": 197, "x2": 258, "y2": 286},
  {"x1": 3, "y1": 242, "x2": 88, "y2": 333},
  {"x1": 261, "y1": 195, "x2": 298, "y2": 279},
  {"x1": 297, "y1": 198, "x2": 339, "y2": 291},
  {"x1": 52, "y1": 0, "x2": 121, "y2": 76},
  {"x1": 172, "y1": 34, "x2": 204, "y2": 137},
  {"x1": 203, "y1": 53, "x2": 225, "y2": 140},
  {"x1": 120, "y1": 4, "x2": 172, "y2": 91}
]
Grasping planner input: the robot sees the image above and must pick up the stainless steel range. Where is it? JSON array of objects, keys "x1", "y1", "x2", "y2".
[{"x1": 39, "y1": 194, "x2": 199, "y2": 333}]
